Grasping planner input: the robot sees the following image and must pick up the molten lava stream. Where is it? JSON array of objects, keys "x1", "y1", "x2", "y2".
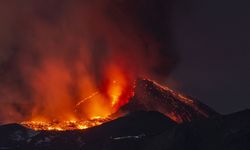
[
  {"x1": 21, "y1": 117, "x2": 112, "y2": 131},
  {"x1": 21, "y1": 66, "x2": 134, "y2": 131}
]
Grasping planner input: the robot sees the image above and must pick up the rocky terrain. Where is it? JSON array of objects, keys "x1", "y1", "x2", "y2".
[{"x1": 0, "y1": 79, "x2": 249, "y2": 150}]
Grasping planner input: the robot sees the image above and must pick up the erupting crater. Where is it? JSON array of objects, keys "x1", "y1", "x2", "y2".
[
  {"x1": 21, "y1": 117, "x2": 112, "y2": 131},
  {"x1": 20, "y1": 77, "x2": 218, "y2": 131},
  {"x1": 21, "y1": 66, "x2": 134, "y2": 131}
]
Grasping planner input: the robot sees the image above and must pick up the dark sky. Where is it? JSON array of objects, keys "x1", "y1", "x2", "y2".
[
  {"x1": 0, "y1": 0, "x2": 249, "y2": 122},
  {"x1": 168, "y1": 0, "x2": 250, "y2": 114},
  {"x1": 0, "y1": 0, "x2": 178, "y2": 123}
]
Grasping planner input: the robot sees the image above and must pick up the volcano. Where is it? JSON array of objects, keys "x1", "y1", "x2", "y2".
[
  {"x1": 116, "y1": 78, "x2": 219, "y2": 122},
  {"x1": 1, "y1": 78, "x2": 250, "y2": 150},
  {"x1": 21, "y1": 78, "x2": 218, "y2": 131}
]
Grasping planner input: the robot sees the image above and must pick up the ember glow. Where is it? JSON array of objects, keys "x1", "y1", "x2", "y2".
[
  {"x1": 104, "y1": 65, "x2": 134, "y2": 110},
  {"x1": 21, "y1": 117, "x2": 111, "y2": 131},
  {"x1": 0, "y1": 1, "x2": 177, "y2": 128},
  {"x1": 21, "y1": 65, "x2": 134, "y2": 131}
]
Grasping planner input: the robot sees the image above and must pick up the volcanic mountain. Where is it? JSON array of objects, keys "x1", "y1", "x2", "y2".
[
  {"x1": 116, "y1": 78, "x2": 219, "y2": 122},
  {"x1": 21, "y1": 78, "x2": 219, "y2": 131},
  {"x1": 1, "y1": 78, "x2": 250, "y2": 150}
]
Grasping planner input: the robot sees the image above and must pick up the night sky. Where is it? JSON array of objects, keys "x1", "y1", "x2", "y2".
[
  {"x1": 168, "y1": 0, "x2": 250, "y2": 114},
  {"x1": 0, "y1": 0, "x2": 249, "y2": 122}
]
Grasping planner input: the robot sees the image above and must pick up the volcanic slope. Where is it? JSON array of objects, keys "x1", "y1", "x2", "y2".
[{"x1": 117, "y1": 78, "x2": 219, "y2": 122}]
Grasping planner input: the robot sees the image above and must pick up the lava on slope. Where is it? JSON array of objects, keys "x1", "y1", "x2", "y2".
[
  {"x1": 1, "y1": 110, "x2": 250, "y2": 150},
  {"x1": 21, "y1": 78, "x2": 218, "y2": 131},
  {"x1": 117, "y1": 78, "x2": 219, "y2": 123},
  {"x1": 0, "y1": 111, "x2": 177, "y2": 150},
  {"x1": 21, "y1": 117, "x2": 111, "y2": 131}
]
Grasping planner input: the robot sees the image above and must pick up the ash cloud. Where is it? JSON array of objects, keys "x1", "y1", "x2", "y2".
[{"x1": 0, "y1": 0, "x2": 178, "y2": 123}]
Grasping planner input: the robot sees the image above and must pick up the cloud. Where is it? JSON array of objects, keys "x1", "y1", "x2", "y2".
[{"x1": 0, "y1": 0, "x2": 178, "y2": 123}]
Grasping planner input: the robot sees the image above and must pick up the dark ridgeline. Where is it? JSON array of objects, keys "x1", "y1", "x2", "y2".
[
  {"x1": 116, "y1": 78, "x2": 219, "y2": 122},
  {"x1": 0, "y1": 0, "x2": 179, "y2": 123},
  {"x1": 1, "y1": 78, "x2": 250, "y2": 150}
]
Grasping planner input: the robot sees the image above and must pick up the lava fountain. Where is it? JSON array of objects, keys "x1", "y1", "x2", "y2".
[
  {"x1": 21, "y1": 65, "x2": 135, "y2": 131},
  {"x1": 0, "y1": 0, "x2": 177, "y2": 129}
]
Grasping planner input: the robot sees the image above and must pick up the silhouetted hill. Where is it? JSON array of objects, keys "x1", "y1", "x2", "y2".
[{"x1": 117, "y1": 78, "x2": 218, "y2": 122}]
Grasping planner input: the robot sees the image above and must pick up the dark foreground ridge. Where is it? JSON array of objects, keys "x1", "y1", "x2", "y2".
[
  {"x1": 1, "y1": 110, "x2": 250, "y2": 150},
  {"x1": 0, "y1": 111, "x2": 175, "y2": 150},
  {"x1": 117, "y1": 78, "x2": 219, "y2": 122},
  {"x1": 0, "y1": 79, "x2": 249, "y2": 150}
]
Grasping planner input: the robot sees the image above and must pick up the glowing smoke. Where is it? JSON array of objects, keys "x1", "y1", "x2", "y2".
[{"x1": 0, "y1": 0, "x2": 178, "y2": 123}]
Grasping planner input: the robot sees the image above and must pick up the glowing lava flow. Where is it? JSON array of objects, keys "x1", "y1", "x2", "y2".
[
  {"x1": 109, "y1": 80, "x2": 121, "y2": 106},
  {"x1": 21, "y1": 117, "x2": 111, "y2": 131},
  {"x1": 21, "y1": 65, "x2": 134, "y2": 131},
  {"x1": 104, "y1": 65, "x2": 134, "y2": 110},
  {"x1": 75, "y1": 91, "x2": 100, "y2": 110}
]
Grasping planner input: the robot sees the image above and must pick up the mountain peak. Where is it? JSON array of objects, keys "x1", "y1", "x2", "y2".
[{"x1": 117, "y1": 78, "x2": 219, "y2": 122}]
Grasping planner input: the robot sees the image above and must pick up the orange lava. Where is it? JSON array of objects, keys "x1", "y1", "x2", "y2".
[
  {"x1": 22, "y1": 65, "x2": 134, "y2": 131},
  {"x1": 21, "y1": 117, "x2": 111, "y2": 131}
]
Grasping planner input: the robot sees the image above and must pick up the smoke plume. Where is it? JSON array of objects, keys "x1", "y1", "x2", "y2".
[{"x1": 0, "y1": 0, "x2": 178, "y2": 123}]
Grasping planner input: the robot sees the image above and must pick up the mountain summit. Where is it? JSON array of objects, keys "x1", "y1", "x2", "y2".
[{"x1": 117, "y1": 78, "x2": 219, "y2": 122}]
